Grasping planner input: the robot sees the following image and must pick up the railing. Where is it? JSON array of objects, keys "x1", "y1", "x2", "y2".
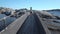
[{"x1": 0, "y1": 12, "x2": 30, "y2": 34}]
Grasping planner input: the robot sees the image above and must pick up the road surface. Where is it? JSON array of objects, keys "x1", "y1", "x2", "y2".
[{"x1": 17, "y1": 13, "x2": 46, "y2": 34}]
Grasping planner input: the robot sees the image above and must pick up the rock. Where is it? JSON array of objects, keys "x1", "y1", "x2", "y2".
[
  {"x1": 39, "y1": 11, "x2": 56, "y2": 19},
  {"x1": 55, "y1": 16, "x2": 60, "y2": 19}
]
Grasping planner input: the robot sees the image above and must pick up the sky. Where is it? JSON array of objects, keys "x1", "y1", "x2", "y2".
[{"x1": 0, "y1": 0, "x2": 60, "y2": 10}]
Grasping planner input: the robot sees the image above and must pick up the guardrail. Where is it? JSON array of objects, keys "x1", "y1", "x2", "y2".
[
  {"x1": 36, "y1": 12, "x2": 51, "y2": 34},
  {"x1": 0, "y1": 12, "x2": 30, "y2": 34}
]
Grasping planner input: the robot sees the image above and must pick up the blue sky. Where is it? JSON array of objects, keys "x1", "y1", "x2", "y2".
[{"x1": 0, "y1": 0, "x2": 60, "y2": 10}]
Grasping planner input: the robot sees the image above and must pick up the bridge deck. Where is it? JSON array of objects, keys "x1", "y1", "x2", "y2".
[{"x1": 17, "y1": 13, "x2": 46, "y2": 34}]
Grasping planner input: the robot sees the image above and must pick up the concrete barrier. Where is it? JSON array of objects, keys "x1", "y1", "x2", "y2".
[
  {"x1": 0, "y1": 12, "x2": 30, "y2": 34},
  {"x1": 36, "y1": 12, "x2": 51, "y2": 34}
]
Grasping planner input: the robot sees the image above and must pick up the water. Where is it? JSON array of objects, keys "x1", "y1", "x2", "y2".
[
  {"x1": 5, "y1": 17, "x2": 16, "y2": 26},
  {"x1": 48, "y1": 11, "x2": 60, "y2": 17},
  {"x1": 0, "y1": 14, "x2": 16, "y2": 26},
  {"x1": 0, "y1": 14, "x2": 6, "y2": 19},
  {"x1": 0, "y1": 16, "x2": 16, "y2": 31}
]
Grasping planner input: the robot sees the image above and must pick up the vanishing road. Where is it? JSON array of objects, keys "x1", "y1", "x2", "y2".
[{"x1": 17, "y1": 13, "x2": 46, "y2": 34}]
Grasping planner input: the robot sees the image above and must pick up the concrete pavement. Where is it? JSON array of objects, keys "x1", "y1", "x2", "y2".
[{"x1": 17, "y1": 13, "x2": 46, "y2": 34}]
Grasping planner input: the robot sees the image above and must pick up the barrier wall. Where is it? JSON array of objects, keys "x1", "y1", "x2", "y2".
[{"x1": 36, "y1": 12, "x2": 51, "y2": 34}]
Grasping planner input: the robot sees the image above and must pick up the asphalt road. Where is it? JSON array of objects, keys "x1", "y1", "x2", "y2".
[{"x1": 16, "y1": 13, "x2": 46, "y2": 34}]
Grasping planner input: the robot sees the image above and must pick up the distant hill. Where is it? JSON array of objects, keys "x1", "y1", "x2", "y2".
[
  {"x1": 42, "y1": 9, "x2": 60, "y2": 12},
  {"x1": 15, "y1": 8, "x2": 27, "y2": 12}
]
